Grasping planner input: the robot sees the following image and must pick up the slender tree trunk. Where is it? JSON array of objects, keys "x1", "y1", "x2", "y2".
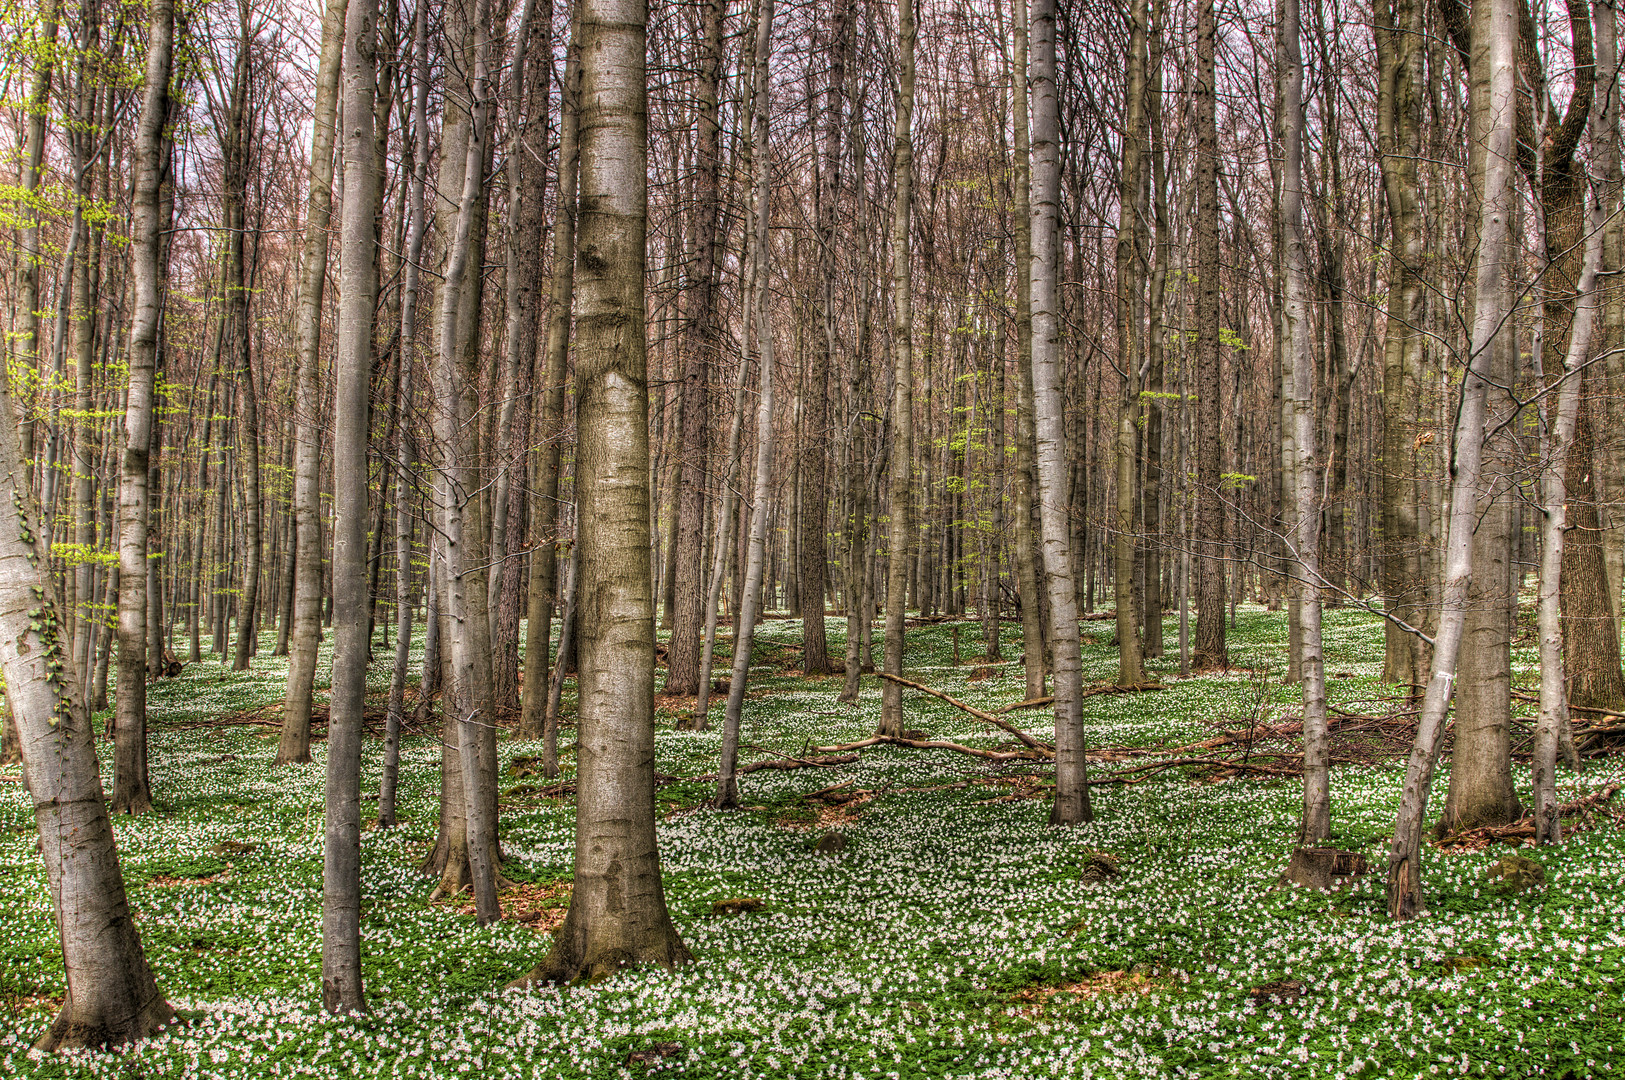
[
  {"x1": 1279, "y1": 0, "x2": 1328, "y2": 845},
  {"x1": 1376, "y1": 0, "x2": 1428, "y2": 692},
  {"x1": 1010, "y1": 0, "x2": 1045, "y2": 702},
  {"x1": 515, "y1": 0, "x2": 690, "y2": 982},
  {"x1": 323, "y1": 0, "x2": 381, "y2": 1012},
  {"x1": 1191, "y1": 0, "x2": 1227, "y2": 671},
  {"x1": 1386, "y1": 0, "x2": 1513, "y2": 919},
  {"x1": 666, "y1": 0, "x2": 727, "y2": 694},
  {"x1": 112, "y1": 0, "x2": 176, "y2": 816},
  {"x1": 879, "y1": 0, "x2": 917, "y2": 739},
  {"x1": 12, "y1": 0, "x2": 59, "y2": 469},
  {"x1": 1112, "y1": 0, "x2": 1148, "y2": 688},
  {"x1": 278, "y1": 0, "x2": 347, "y2": 766},
  {"x1": 716, "y1": 0, "x2": 779, "y2": 805},
  {"x1": 520, "y1": 19, "x2": 582, "y2": 741},
  {"x1": 1534, "y1": 212, "x2": 1601, "y2": 843},
  {"x1": 1031, "y1": 0, "x2": 1090, "y2": 826}
]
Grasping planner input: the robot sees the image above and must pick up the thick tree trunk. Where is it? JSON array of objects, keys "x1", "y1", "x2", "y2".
[
  {"x1": 515, "y1": 0, "x2": 691, "y2": 982},
  {"x1": 0, "y1": 374, "x2": 173, "y2": 1053}
]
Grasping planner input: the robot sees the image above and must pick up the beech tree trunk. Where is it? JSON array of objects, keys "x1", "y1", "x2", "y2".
[
  {"x1": 1386, "y1": 0, "x2": 1513, "y2": 920},
  {"x1": 323, "y1": 0, "x2": 381, "y2": 1012},
  {"x1": 716, "y1": 0, "x2": 778, "y2": 806},
  {"x1": 112, "y1": 0, "x2": 176, "y2": 816},
  {"x1": 1031, "y1": 0, "x2": 1090, "y2": 825},
  {"x1": 879, "y1": 0, "x2": 917, "y2": 739},
  {"x1": 1191, "y1": 0, "x2": 1227, "y2": 671},
  {"x1": 278, "y1": 0, "x2": 347, "y2": 766},
  {"x1": 0, "y1": 364, "x2": 173, "y2": 1053},
  {"x1": 515, "y1": 0, "x2": 691, "y2": 983}
]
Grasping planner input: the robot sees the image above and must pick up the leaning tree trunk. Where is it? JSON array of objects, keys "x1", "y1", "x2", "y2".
[
  {"x1": 514, "y1": 0, "x2": 691, "y2": 983},
  {"x1": 1386, "y1": 0, "x2": 1514, "y2": 920},
  {"x1": 277, "y1": 0, "x2": 346, "y2": 766},
  {"x1": 0, "y1": 360, "x2": 173, "y2": 1053},
  {"x1": 1534, "y1": 212, "x2": 1601, "y2": 843},
  {"x1": 879, "y1": 0, "x2": 917, "y2": 739},
  {"x1": 1030, "y1": 0, "x2": 1091, "y2": 826},
  {"x1": 323, "y1": 0, "x2": 381, "y2": 1013},
  {"x1": 112, "y1": 0, "x2": 177, "y2": 817},
  {"x1": 714, "y1": 0, "x2": 778, "y2": 808}
]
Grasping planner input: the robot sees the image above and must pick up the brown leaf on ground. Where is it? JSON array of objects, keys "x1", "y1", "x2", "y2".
[
  {"x1": 439, "y1": 880, "x2": 573, "y2": 932},
  {"x1": 1009, "y1": 970, "x2": 1159, "y2": 1017},
  {"x1": 149, "y1": 868, "x2": 232, "y2": 888}
]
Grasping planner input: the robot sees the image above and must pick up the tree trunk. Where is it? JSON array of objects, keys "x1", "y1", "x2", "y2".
[
  {"x1": 1112, "y1": 0, "x2": 1148, "y2": 688},
  {"x1": 519, "y1": 20, "x2": 581, "y2": 741},
  {"x1": 716, "y1": 0, "x2": 779, "y2": 807},
  {"x1": 515, "y1": 0, "x2": 691, "y2": 982},
  {"x1": 0, "y1": 366, "x2": 173, "y2": 1053},
  {"x1": 323, "y1": 0, "x2": 381, "y2": 1012},
  {"x1": 665, "y1": 0, "x2": 727, "y2": 695},
  {"x1": 1386, "y1": 0, "x2": 1513, "y2": 920},
  {"x1": 879, "y1": 0, "x2": 917, "y2": 739},
  {"x1": 1279, "y1": 0, "x2": 1328, "y2": 845},
  {"x1": 1030, "y1": 0, "x2": 1090, "y2": 825},
  {"x1": 278, "y1": 0, "x2": 347, "y2": 766},
  {"x1": 1191, "y1": 0, "x2": 1227, "y2": 671},
  {"x1": 112, "y1": 0, "x2": 176, "y2": 816},
  {"x1": 1010, "y1": 1, "x2": 1045, "y2": 701}
]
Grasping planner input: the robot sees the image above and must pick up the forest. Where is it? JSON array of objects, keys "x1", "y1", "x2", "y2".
[{"x1": 2, "y1": 0, "x2": 1624, "y2": 1075}]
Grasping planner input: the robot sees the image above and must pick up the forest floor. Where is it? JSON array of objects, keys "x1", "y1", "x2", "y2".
[{"x1": 3, "y1": 605, "x2": 1624, "y2": 1079}]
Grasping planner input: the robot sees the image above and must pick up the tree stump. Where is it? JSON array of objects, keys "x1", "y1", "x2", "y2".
[{"x1": 1280, "y1": 847, "x2": 1368, "y2": 891}]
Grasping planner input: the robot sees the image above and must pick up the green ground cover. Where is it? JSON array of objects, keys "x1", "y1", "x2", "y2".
[{"x1": 2, "y1": 606, "x2": 1621, "y2": 1078}]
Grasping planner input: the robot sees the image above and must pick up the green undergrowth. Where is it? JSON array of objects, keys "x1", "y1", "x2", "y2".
[{"x1": 1, "y1": 604, "x2": 1622, "y2": 1079}]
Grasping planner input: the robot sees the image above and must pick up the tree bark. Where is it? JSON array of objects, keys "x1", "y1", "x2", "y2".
[
  {"x1": 323, "y1": 0, "x2": 381, "y2": 1012},
  {"x1": 1031, "y1": 0, "x2": 1090, "y2": 825},
  {"x1": 1386, "y1": 0, "x2": 1513, "y2": 920},
  {"x1": 1191, "y1": 0, "x2": 1227, "y2": 671},
  {"x1": 665, "y1": 0, "x2": 727, "y2": 694},
  {"x1": 0, "y1": 361, "x2": 173, "y2": 1053},
  {"x1": 112, "y1": 0, "x2": 176, "y2": 816},
  {"x1": 278, "y1": 0, "x2": 347, "y2": 766},
  {"x1": 515, "y1": 0, "x2": 691, "y2": 983},
  {"x1": 879, "y1": 0, "x2": 918, "y2": 739}
]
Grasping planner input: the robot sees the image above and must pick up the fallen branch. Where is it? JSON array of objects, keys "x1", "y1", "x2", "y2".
[
  {"x1": 812, "y1": 733, "x2": 1043, "y2": 762},
  {"x1": 738, "y1": 750, "x2": 860, "y2": 773},
  {"x1": 1099, "y1": 756, "x2": 1301, "y2": 784},
  {"x1": 1436, "y1": 783, "x2": 1622, "y2": 848},
  {"x1": 877, "y1": 672, "x2": 1052, "y2": 752},
  {"x1": 995, "y1": 682, "x2": 1165, "y2": 714}
]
